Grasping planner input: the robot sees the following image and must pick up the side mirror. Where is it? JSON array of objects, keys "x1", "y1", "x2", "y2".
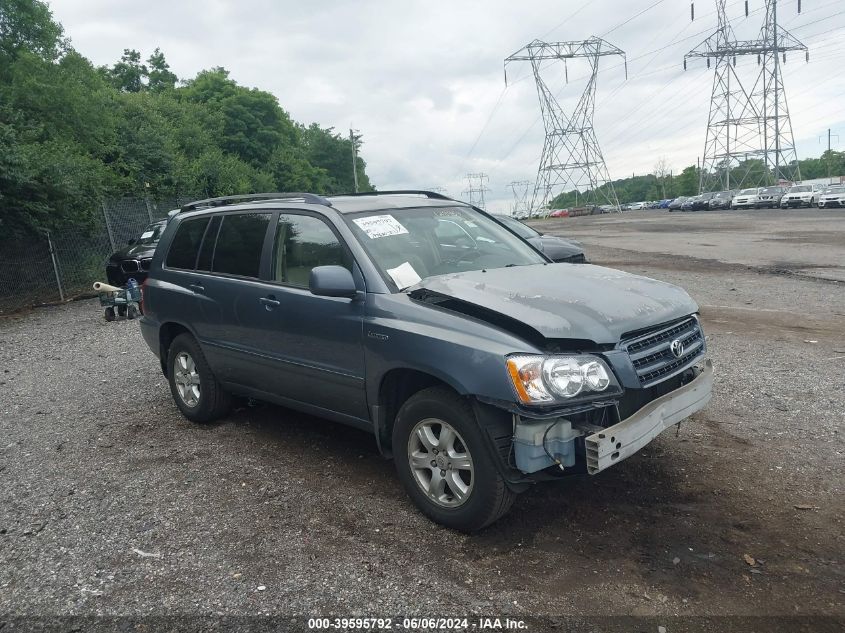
[
  {"x1": 127, "y1": 238, "x2": 136, "y2": 245},
  {"x1": 309, "y1": 265, "x2": 358, "y2": 298}
]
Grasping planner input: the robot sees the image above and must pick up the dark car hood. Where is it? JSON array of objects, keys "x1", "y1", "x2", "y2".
[
  {"x1": 109, "y1": 242, "x2": 158, "y2": 261},
  {"x1": 409, "y1": 264, "x2": 698, "y2": 345},
  {"x1": 528, "y1": 235, "x2": 584, "y2": 259}
]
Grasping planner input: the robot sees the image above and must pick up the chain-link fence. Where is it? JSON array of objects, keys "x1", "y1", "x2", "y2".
[{"x1": 0, "y1": 196, "x2": 192, "y2": 314}]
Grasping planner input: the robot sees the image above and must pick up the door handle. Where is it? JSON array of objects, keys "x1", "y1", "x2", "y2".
[
  {"x1": 189, "y1": 282, "x2": 204, "y2": 293},
  {"x1": 260, "y1": 295, "x2": 281, "y2": 309}
]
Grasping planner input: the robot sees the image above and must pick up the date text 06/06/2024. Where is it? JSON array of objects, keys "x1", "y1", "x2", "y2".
[{"x1": 306, "y1": 617, "x2": 528, "y2": 630}]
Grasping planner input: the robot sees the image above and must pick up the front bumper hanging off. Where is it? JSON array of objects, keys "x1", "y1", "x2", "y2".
[{"x1": 584, "y1": 360, "x2": 714, "y2": 475}]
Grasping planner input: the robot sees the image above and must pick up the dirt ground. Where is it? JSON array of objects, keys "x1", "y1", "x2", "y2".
[{"x1": 1, "y1": 208, "x2": 843, "y2": 630}]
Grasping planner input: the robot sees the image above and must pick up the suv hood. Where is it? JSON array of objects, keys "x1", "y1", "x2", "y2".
[{"x1": 409, "y1": 264, "x2": 698, "y2": 345}]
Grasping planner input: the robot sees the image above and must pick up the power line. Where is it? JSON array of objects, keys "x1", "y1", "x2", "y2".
[
  {"x1": 601, "y1": 0, "x2": 668, "y2": 37},
  {"x1": 466, "y1": 86, "x2": 508, "y2": 158}
]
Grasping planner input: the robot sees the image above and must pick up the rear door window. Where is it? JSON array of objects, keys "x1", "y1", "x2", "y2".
[
  {"x1": 212, "y1": 213, "x2": 272, "y2": 278},
  {"x1": 165, "y1": 217, "x2": 210, "y2": 270}
]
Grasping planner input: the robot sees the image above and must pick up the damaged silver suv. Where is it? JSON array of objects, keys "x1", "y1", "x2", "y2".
[{"x1": 140, "y1": 191, "x2": 713, "y2": 531}]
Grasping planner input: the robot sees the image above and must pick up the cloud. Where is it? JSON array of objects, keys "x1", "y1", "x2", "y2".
[{"x1": 50, "y1": 0, "x2": 845, "y2": 211}]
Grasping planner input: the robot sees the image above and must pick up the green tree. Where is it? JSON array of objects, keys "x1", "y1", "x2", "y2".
[
  {"x1": 0, "y1": 0, "x2": 64, "y2": 64},
  {"x1": 0, "y1": 5, "x2": 375, "y2": 236},
  {"x1": 674, "y1": 165, "x2": 699, "y2": 196},
  {"x1": 147, "y1": 48, "x2": 177, "y2": 93},
  {"x1": 182, "y1": 67, "x2": 298, "y2": 168},
  {"x1": 302, "y1": 124, "x2": 373, "y2": 193},
  {"x1": 109, "y1": 48, "x2": 147, "y2": 92}
]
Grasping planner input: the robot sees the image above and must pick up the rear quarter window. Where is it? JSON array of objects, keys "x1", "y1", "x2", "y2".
[{"x1": 165, "y1": 218, "x2": 210, "y2": 270}]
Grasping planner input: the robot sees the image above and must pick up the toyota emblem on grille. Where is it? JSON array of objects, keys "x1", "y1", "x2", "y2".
[{"x1": 670, "y1": 338, "x2": 685, "y2": 358}]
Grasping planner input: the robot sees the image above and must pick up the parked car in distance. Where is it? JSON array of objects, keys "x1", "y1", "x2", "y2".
[
  {"x1": 756, "y1": 186, "x2": 787, "y2": 208},
  {"x1": 668, "y1": 197, "x2": 687, "y2": 211},
  {"x1": 708, "y1": 190, "x2": 735, "y2": 210},
  {"x1": 140, "y1": 191, "x2": 712, "y2": 531},
  {"x1": 818, "y1": 185, "x2": 845, "y2": 209},
  {"x1": 548, "y1": 208, "x2": 570, "y2": 218},
  {"x1": 629, "y1": 202, "x2": 646, "y2": 210},
  {"x1": 105, "y1": 219, "x2": 167, "y2": 287},
  {"x1": 781, "y1": 184, "x2": 822, "y2": 208},
  {"x1": 691, "y1": 192, "x2": 715, "y2": 211},
  {"x1": 681, "y1": 196, "x2": 698, "y2": 211},
  {"x1": 731, "y1": 188, "x2": 761, "y2": 210},
  {"x1": 493, "y1": 214, "x2": 587, "y2": 263}
]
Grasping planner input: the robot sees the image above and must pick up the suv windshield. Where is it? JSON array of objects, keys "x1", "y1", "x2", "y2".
[
  {"x1": 789, "y1": 185, "x2": 811, "y2": 192},
  {"x1": 137, "y1": 222, "x2": 165, "y2": 245},
  {"x1": 739, "y1": 188, "x2": 758, "y2": 195},
  {"x1": 823, "y1": 186, "x2": 845, "y2": 194},
  {"x1": 714, "y1": 191, "x2": 732, "y2": 198},
  {"x1": 346, "y1": 206, "x2": 546, "y2": 290},
  {"x1": 493, "y1": 215, "x2": 539, "y2": 240},
  {"x1": 761, "y1": 187, "x2": 782, "y2": 194}
]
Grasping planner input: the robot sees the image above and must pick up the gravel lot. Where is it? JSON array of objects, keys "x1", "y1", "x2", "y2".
[{"x1": 1, "y1": 208, "x2": 843, "y2": 627}]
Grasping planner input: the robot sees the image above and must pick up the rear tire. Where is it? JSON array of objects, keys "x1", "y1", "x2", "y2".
[
  {"x1": 104, "y1": 307, "x2": 116, "y2": 322},
  {"x1": 392, "y1": 386, "x2": 516, "y2": 532},
  {"x1": 167, "y1": 333, "x2": 231, "y2": 423}
]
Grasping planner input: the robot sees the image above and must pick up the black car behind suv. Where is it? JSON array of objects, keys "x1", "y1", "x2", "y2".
[
  {"x1": 105, "y1": 220, "x2": 166, "y2": 286},
  {"x1": 140, "y1": 192, "x2": 712, "y2": 531}
]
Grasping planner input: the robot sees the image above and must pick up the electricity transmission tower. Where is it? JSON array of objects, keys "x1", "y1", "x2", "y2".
[
  {"x1": 508, "y1": 180, "x2": 532, "y2": 216},
  {"x1": 505, "y1": 38, "x2": 625, "y2": 214},
  {"x1": 685, "y1": 0, "x2": 807, "y2": 192},
  {"x1": 462, "y1": 173, "x2": 490, "y2": 209}
]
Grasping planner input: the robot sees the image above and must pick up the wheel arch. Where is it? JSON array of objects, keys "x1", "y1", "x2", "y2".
[
  {"x1": 158, "y1": 321, "x2": 194, "y2": 377},
  {"x1": 374, "y1": 367, "x2": 462, "y2": 458}
]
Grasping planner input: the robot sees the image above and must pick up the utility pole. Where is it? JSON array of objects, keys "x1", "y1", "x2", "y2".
[
  {"x1": 685, "y1": 1, "x2": 807, "y2": 191},
  {"x1": 819, "y1": 129, "x2": 840, "y2": 180},
  {"x1": 462, "y1": 173, "x2": 491, "y2": 210},
  {"x1": 349, "y1": 127, "x2": 361, "y2": 193},
  {"x1": 505, "y1": 37, "x2": 626, "y2": 214}
]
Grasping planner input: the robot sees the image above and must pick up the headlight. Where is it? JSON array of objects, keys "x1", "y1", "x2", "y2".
[{"x1": 506, "y1": 354, "x2": 621, "y2": 404}]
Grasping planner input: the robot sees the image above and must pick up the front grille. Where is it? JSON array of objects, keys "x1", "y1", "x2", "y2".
[
  {"x1": 120, "y1": 260, "x2": 140, "y2": 273},
  {"x1": 624, "y1": 317, "x2": 705, "y2": 387}
]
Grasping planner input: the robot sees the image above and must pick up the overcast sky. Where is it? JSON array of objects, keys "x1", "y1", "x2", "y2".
[{"x1": 51, "y1": 0, "x2": 845, "y2": 212}]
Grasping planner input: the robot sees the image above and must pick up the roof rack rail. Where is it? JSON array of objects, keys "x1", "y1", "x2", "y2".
[
  {"x1": 332, "y1": 190, "x2": 457, "y2": 202},
  {"x1": 180, "y1": 192, "x2": 332, "y2": 213}
]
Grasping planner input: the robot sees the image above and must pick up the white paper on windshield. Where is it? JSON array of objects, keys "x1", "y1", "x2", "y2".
[
  {"x1": 353, "y1": 215, "x2": 408, "y2": 239},
  {"x1": 140, "y1": 231, "x2": 154, "y2": 239},
  {"x1": 386, "y1": 262, "x2": 421, "y2": 290}
]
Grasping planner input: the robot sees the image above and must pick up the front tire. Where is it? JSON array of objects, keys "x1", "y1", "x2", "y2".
[
  {"x1": 167, "y1": 333, "x2": 231, "y2": 423},
  {"x1": 392, "y1": 386, "x2": 516, "y2": 532}
]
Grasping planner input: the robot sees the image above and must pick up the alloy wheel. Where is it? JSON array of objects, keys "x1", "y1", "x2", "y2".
[
  {"x1": 173, "y1": 351, "x2": 201, "y2": 407},
  {"x1": 407, "y1": 418, "x2": 474, "y2": 508}
]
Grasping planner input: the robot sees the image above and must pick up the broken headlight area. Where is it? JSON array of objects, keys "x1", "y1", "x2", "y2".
[{"x1": 506, "y1": 364, "x2": 704, "y2": 476}]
